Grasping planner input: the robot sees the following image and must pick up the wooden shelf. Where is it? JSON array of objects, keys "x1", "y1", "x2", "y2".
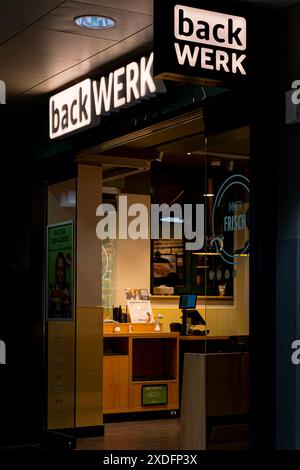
[
  {"x1": 193, "y1": 252, "x2": 249, "y2": 256},
  {"x1": 192, "y1": 252, "x2": 222, "y2": 256},
  {"x1": 131, "y1": 378, "x2": 178, "y2": 384},
  {"x1": 104, "y1": 323, "x2": 164, "y2": 334},
  {"x1": 103, "y1": 332, "x2": 179, "y2": 414},
  {"x1": 151, "y1": 295, "x2": 233, "y2": 300}
]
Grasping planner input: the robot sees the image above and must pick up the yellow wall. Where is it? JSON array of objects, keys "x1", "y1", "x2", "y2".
[
  {"x1": 76, "y1": 164, "x2": 103, "y2": 427},
  {"x1": 151, "y1": 256, "x2": 249, "y2": 336},
  {"x1": 76, "y1": 306, "x2": 103, "y2": 427},
  {"x1": 116, "y1": 194, "x2": 151, "y2": 305},
  {"x1": 47, "y1": 321, "x2": 75, "y2": 429},
  {"x1": 77, "y1": 165, "x2": 102, "y2": 307}
]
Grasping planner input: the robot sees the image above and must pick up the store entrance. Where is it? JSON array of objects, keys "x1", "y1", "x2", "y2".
[{"x1": 72, "y1": 99, "x2": 250, "y2": 450}]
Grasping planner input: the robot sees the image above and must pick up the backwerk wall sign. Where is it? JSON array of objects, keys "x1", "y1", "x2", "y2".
[
  {"x1": 49, "y1": 52, "x2": 166, "y2": 139},
  {"x1": 154, "y1": 0, "x2": 249, "y2": 85}
]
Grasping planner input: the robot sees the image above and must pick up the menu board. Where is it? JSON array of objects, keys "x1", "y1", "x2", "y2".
[{"x1": 142, "y1": 385, "x2": 168, "y2": 405}]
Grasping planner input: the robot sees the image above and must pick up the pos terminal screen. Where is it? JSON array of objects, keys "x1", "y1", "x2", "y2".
[{"x1": 179, "y1": 294, "x2": 197, "y2": 309}]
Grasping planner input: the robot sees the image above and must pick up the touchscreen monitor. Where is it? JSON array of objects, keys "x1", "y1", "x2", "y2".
[{"x1": 179, "y1": 294, "x2": 197, "y2": 309}]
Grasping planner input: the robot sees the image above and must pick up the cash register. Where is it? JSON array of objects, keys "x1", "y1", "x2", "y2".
[{"x1": 179, "y1": 294, "x2": 206, "y2": 336}]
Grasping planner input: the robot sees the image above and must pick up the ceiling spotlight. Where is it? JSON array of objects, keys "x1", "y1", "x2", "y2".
[
  {"x1": 203, "y1": 193, "x2": 214, "y2": 197},
  {"x1": 186, "y1": 152, "x2": 192, "y2": 156},
  {"x1": 74, "y1": 15, "x2": 115, "y2": 29}
]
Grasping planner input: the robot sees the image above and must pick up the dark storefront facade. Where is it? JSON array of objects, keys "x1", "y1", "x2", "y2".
[{"x1": 0, "y1": 0, "x2": 299, "y2": 459}]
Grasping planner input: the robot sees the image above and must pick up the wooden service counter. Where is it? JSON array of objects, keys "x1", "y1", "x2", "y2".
[{"x1": 103, "y1": 324, "x2": 179, "y2": 414}]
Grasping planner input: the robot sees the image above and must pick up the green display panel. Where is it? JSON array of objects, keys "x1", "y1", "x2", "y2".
[{"x1": 142, "y1": 385, "x2": 168, "y2": 405}]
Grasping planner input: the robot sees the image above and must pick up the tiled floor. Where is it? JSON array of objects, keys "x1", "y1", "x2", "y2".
[{"x1": 76, "y1": 419, "x2": 181, "y2": 450}]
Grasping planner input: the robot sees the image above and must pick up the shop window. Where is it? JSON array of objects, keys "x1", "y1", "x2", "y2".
[{"x1": 151, "y1": 157, "x2": 249, "y2": 299}]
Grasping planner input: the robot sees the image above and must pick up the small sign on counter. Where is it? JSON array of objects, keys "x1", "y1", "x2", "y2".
[
  {"x1": 125, "y1": 288, "x2": 154, "y2": 323},
  {"x1": 142, "y1": 385, "x2": 168, "y2": 405}
]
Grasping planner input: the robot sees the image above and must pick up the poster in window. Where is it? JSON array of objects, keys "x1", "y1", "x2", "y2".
[{"x1": 47, "y1": 221, "x2": 74, "y2": 320}]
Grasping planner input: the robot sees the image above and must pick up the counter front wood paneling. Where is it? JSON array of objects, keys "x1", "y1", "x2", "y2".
[
  {"x1": 103, "y1": 355, "x2": 129, "y2": 413},
  {"x1": 76, "y1": 306, "x2": 103, "y2": 427},
  {"x1": 103, "y1": 332, "x2": 179, "y2": 414},
  {"x1": 103, "y1": 323, "x2": 163, "y2": 334}
]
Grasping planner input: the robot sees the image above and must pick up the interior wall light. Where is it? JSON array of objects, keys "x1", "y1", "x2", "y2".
[
  {"x1": 226, "y1": 160, "x2": 234, "y2": 171},
  {"x1": 210, "y1": 160, "x2": 221, "y2": 167},
  {"x1": 74, "y1": 15, "x2": 115, "y2": 29},
  {"x1": 59, "y1": 190, "x2": 76, "y2": 208},
  {"x1": 160, "y1": 216, "x2": 184, "y2": 223},
  {"x1": 155, "y1": 151, "x2": 164, "y2": 162}
]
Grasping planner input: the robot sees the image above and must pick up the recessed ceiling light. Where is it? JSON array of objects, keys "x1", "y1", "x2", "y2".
[
  {"x1": 74, "y1": 15, "x2": 115, "y2": 29},
  {"x1": 203, "y1": 193, "x2": 214, "y2": 197},
  {"x1": 186, "y1": 152, "x2": 192, "y2": 156}
]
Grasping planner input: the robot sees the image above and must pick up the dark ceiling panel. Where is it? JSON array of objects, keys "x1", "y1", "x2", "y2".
[
  {"x1": 0, "y1": 0, "x2": 63, "y2": 25},
  {"x1": 0, "y1": 48, "x2": 77, "y2": 75},
  {"x1": 22, "y1": 30, "x2": 151, "y2": 96},
  {"x1": 0, "y1": 22, "x2": 24, "y2": 44},
  {"x1": 1, "y1": 28, "x2": 116, "y2": 60},
  {"x1": 1, "y1": 70, "x2": 49, "y2": 98},
  {"x1": 72, "y1": 0, "x2": 153, "y2": 14}
]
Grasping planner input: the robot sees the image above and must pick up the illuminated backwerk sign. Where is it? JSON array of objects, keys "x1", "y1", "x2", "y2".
[
  {"x1": 154, "y1": 0, "x2": 249, "y2": 85},
  {"x1": 49, "y1": 53, "x2": 166, "y2": 139}
]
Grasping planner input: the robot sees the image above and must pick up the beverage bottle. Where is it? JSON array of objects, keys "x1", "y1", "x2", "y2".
[
  {"x1": 119, "y1": 305, "x2": 127, "y2": 323},
  {"x1": 113, "y1": 305, "x2": 119, "y2": 322}
]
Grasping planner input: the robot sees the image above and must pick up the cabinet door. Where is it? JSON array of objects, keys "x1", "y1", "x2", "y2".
[{"x1": 103, "y1": 356, "x2": 129, "y2": 412}]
